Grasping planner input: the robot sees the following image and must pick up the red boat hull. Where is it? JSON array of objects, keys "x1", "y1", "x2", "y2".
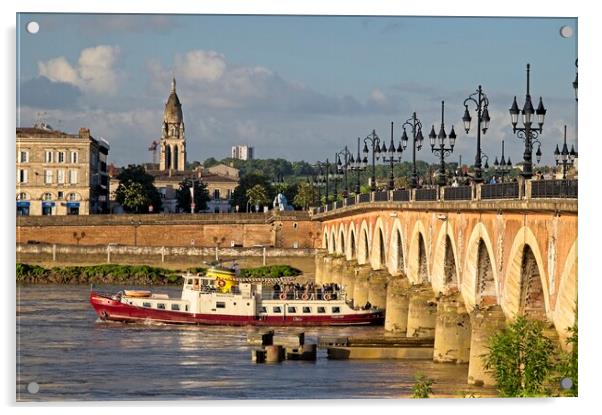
[{"x1": 90, "y1": 292, "x2": 384, "y2": 326}]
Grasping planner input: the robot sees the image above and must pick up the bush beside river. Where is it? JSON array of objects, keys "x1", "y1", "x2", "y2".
[{"x1": 16, "y1": 263, "x2": 301, "y2": 285}]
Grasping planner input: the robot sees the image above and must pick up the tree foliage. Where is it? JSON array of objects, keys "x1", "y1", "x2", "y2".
[
  {"x1": 293, "y1": 182, "x2": 314, "y2": 210},
  {"x1": 231, "y1": 173, "x2": 274, "y2": 212},
  {"x1": 411, "y1": 373, "x2": 434, "y2": 398},
  {"x1": 115, "y1": 165, "x2": 162, "y2": 213},
  {"x1": 484, "y1": 315, "x2": 557, "y2": 397},
  {"x1": 246, "y1": 184, "x2": 269, "y2": 211},
  {"x1": 175, "y1": 179, "x2": 210, "y2": 213}
]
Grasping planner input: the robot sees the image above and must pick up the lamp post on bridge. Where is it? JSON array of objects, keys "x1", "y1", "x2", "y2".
[
  {"x1": 492, "y1": 140, "x2": 512, "y2": 183},
  {"x1": 462, "y1": 85, "x2": 491, "y2": 183},
  {"x1": 429, "y1": 101, "x2": 457, "y2": 187},
  {"x1": 401, "y1": 112, "x2": 424, "y2": 188},
  {"x1": 380, "y1": 121, "x2": 405, "y2": 190},
  {"x1": 335, "y1": 146, "x2": 352, "y2": 197},
  {"x1": 362, "y1": 130, "x2": 381, "y2": 192},
  {"x1": 509, "y1": 63, "x2": 547, "y2": 180},
  {"x1": 348, "y1": 137, "x2": 367, "y2": 194},
  {"x1": 554, "y1": 125, "x2": 576, "y2": 180}
]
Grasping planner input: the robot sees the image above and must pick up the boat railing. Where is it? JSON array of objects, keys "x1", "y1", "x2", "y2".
[{"x1": 260, "y1": 289, "x2": 346, "y2": 301}]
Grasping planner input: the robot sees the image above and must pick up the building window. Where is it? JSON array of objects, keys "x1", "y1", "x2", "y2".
[
  {"x1": 70, "y1": 151, "x2": 78, "y2": 164},
  {"x1": 17, "y1": 192, "x2": 28, "y2": 200},
  {"x1": 68, "y1": 193, "x2": 79, "y2": 201},
  {"x1": 42, "y1": 193, "x2": 53, "y2": 201},
  {"x1": 287, "y1": 306, "x2": 297, "y2": 313},
  {"x1": 58, "y1": 191, "x2": 64, "y2": 199},
  {"x1": 18, "y1": 169, "x2": 28, "y2": 183},
  {"x1": 45, "y1": 151, "x2": 53, "y2": 163},
  {"x1": 69, "y1": 170, "x2": 78, "y2": 184},
  {"x1": 171, "y1": 304, "x2": 180, "y2": 311},
  {"x1": 19, "y1": 151, "x2": 29, "y2": 163},
  {"x1": 273, "y1": 306, "x2": 282, "y2": 313},
  {"x1": 57, "y1": 170, "x2": 65, "y2": 184},
  {"x1": 213, "y1": 189, "x2": 220, "y2": 199},
  {"x1": 216, "y1": 302, "x2": 226, "y2": 309},
  {"x1": 58, "y1": 151, "x2": 65, "y2": 163},
  {"x1": 44, "y1": 170, "x2": 53, "y2": 184},
  {"x1": 302, "y1": 307, "x2": 312, "y2": 313}
]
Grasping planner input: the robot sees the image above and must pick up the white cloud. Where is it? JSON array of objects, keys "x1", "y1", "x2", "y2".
[
  {"x1": 174, "y1": 50, "x2": 226, "y2": 83},
  {"x1": 37, "y1": 45, "x2": 120, "y2": 95}
]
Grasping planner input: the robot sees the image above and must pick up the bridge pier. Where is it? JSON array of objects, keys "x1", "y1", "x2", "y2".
[
  {"x1": 341, "y1": 262, "x2": 356, "y2": 303},
  {"x1": 367, "y1": 270, "x2": 388, "y2": 309},
  {"x1": 384, "y1": 275, "x2": 411, "y2": 333},
  {"x1": 314, "y1": 251, "x2": 328, "y2": 285},
  {"x1": 330, "y1": 256, "x2": 346, "y2": 286},
  {"x1": 433, "y1": 292, "x2": 471, "y2": 363},
  {"x1": 467, "y1": 305, "x2": 506, "y2": 386},
  {"x1": 406, "y1": 286, "x2": 437, "y2": 337},
  {"x1": 352, "y1": 265, "x2": 371, "y2": 310}
]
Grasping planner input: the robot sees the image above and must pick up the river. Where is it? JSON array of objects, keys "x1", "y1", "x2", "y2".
[{"x1": 17, "y1": 284, "x2": 487, "y2": 401}]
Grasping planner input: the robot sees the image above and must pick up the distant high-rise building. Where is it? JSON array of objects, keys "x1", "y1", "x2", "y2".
[{"x1": 231, "y1": 145, "x2": 254, "y2": 161}]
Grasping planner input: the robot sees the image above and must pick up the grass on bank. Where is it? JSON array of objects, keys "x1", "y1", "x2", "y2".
[{"x1": 16, "y1": 263, "x2": 301, "y2": 285}]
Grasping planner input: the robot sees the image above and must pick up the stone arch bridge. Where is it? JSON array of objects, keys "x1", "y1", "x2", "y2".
[{"x1": 312, "y1": 197, "x2": 577, "y2": 385}]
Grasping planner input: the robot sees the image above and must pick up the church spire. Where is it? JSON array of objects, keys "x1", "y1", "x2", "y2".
[{"x1": 171, "y1": 77, "x2": 176, "y2": 94}]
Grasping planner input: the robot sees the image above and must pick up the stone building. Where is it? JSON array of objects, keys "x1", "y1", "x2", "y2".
[
  {"x1": 159, "y1": 78, "x2": 186, "y2": 171},
  {"x1": 16, "y1": 124, "x2": 110, "y2": 215}
]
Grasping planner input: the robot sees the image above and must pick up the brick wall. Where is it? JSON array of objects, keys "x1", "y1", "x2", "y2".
[{"x1": 16, "y1": 212, "x2": 322, "y2": 248}]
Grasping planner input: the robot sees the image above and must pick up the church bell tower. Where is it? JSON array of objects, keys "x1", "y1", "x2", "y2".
[{"x1": 159, "y1": 78, "x2": 186, "y2": 171}]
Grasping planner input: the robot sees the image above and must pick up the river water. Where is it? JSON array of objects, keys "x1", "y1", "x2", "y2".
[{"x1": 17, "y1": 284, "x2": 485, "y2": 401}]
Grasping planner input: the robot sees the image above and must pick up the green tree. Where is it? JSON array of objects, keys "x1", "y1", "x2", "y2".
[
  {"x1": 556, "y1": 321, "x2": 578, "y2": 397},
  {"x1": 411, "y1": 373, "x2": 434, "y2": 398},
  {"x1": 293, "y1": 182, "x2": 314, "y2": 210},
  {"x1": 231, "y1": 173, "x2": 273, "y2": 212},
  {"x1": 246, "y1": 184, "x2": 269, "y2": 212},
  {"x1": 115, "y1": 165, "x2": 162, "y2": 213},
  {"x1": 175, "y1": 179, "x2": 210, "y2": 213},
  {"x1": 485, "y1": 315, "x2": 557, "y2": 397}
]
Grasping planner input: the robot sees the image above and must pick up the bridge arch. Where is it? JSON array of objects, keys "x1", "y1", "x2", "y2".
[
  {"x1": 357, "y1": 220, "x2": 372, "y2": 265},
  {"x1": 330, "y1": 229, "x2": 337, "y2": 254},
  {"x1": 553, "y1": 240, "x2": 578, "y2": 348},
  {"x1": 345, "y1": 222, "x2": 357, "y2": 261},
  {"x1": 370, "y1": 217, "x2": 388, "y2": 270},
  {"x1": 407, "y1": 220, "x2": 430, "y2": 284},
  {"x1": 502, "y1": 226, "x2": 549, "y2": 321},
  {"x1": 431, "y1": 222, "x2": 460, "y2": 295},
  {"x1": 337, "y1": 223, "x2": 346, "y2": 255},
  {"x1": 322, "y1": 226, "x2": 330, "y2": 252},
  {"x1": 388, "y1": 218, "x2": 406, "y2": 276},
  {"x1": 462, "y1": 222, "x2": 500, "y2": 311}
]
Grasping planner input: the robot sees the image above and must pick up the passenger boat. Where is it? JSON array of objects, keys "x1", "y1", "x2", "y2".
[{"x1": 89, "y1": 263, "x2": 384, "y2": 326}]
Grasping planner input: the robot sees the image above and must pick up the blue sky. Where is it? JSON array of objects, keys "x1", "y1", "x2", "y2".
[{"x1": 16, "y1": 13, "x2": 577, "y2": 166}]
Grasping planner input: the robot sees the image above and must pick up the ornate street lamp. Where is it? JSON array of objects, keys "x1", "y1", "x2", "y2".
[
  {"x1": 380, "y1": 122, "x2": 405, "y2": 190},
  {"x1": 463, "y1": 85, "x2": 491, "y2": 183},
  {"x1": 348, "y1": 137, "x2": 367, "y2": 194},
  {"x1": 401, "y1": 112, "x2": 424, "y2": 188},
  {"x1": 313, "y1": 162, "x2": 327, "y2": 205},
  {"x1": 509, "y1": 63, "x2": 547, "y2": 180},
  {"x1": 554, "y1": 125, "x2": 577, "y2": 180},
  {"x1": 330, "y1": 153, "x2": 344, "y2": 200},
  {"x1": 429, "y1": 101, "x2": 456, "y2": 186},
  {"x1": 492, "y1": 140, "x2": 513, "y2": 183},
  {"x1": 336, "y1": 146, "x2": 352, "y2": 197},
  {"x1": 362, "y1": 130, "x2": 381, "y2": 192}
]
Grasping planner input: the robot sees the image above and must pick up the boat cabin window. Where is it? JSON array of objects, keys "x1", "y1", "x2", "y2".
[
  {"x1": 287, "y1": 306, "x2": 297, "y2": 313},
  {"x1": 171, "y1": 304, "x2": 180, "y2": 311},
  {"x1": 187, "y1": 278, "x2": 193, "y2": 285},
  {"x1": 216, "y1": 302, "x2": 226, "y2": 309},
  {"x1": 317, "y1": 307, "x2": 326, "y2": 314},
  {"x1": 185, "y1": 305, "x2": 189, "y2": 311},
  {"x1": 332, "y1": 307, "x2": 340, "y2": 314},
  {"x1": 302, "y1": 307, "x2": 311, "y2": 313},
  {"x1": 260, "y1": 306, "x2": 267, "y2": 313},
  {"x1": 157, "y1": 303, "x2": 166, "y2": 310},
  {"x1": 273, "y1": 306, "x2": 282, "y2": 313},
  {"x1": 143, "y1": 302, "x2": 151, "y2": 308}
]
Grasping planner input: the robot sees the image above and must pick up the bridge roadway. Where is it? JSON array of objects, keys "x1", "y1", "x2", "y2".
[{"x1": 311, "y1": 192, "x2": 577, "y2": 386}]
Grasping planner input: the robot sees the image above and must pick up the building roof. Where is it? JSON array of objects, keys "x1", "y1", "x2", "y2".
[{"x1": 148, "y1": 170, "x2": 239, "y2": 184}]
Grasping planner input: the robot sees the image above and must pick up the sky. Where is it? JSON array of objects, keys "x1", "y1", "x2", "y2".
[{"x1": 16, "y1": 13, "x2": 578, "y2": 167}]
